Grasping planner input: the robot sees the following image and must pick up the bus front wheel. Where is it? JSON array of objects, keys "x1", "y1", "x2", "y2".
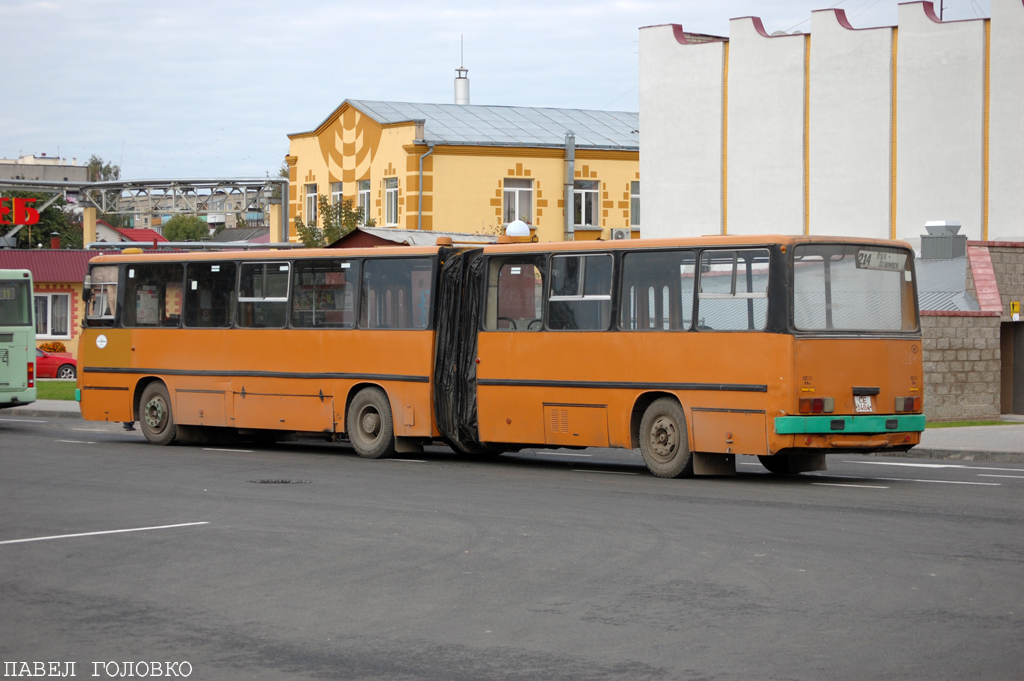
[
  {"x1": 139, "y1": 382, "x2": 177, "y2": 446},
  {"x1": 639, "y1": 398, "x2": 693, "y2": 478},
  {"x1": 347, "y1": 387, "x2": 396, "y2": 459}
]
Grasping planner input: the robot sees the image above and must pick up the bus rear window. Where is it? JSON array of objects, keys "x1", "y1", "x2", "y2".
[
  {"x1": 793, "y1": 244, "x2": 917, "y2": 332},
  {"x1": 86, "y1": 265, "x2": 118, "y2": 327},
  {"x1": 0, "y1": 281, "x2": 31, "y2": 326}
]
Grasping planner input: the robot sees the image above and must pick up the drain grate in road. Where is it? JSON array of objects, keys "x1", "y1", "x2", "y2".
[{"x1": 248, "y1": 479, "x2": 312, "y2": 484}]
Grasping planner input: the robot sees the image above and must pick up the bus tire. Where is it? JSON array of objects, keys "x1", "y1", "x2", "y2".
[
  {"x1": 639, "y1": 398, "x2": 693, "y2": 478},
  {"x1": 347, "y1": 387, "x2": 396, "y2": 459},
  {"x1": 139, "y1": 382, "x2": 177, "y2": 446}
]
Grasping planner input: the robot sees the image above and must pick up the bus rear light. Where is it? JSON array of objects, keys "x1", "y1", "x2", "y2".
[
  {"x1": 895, "y1": 396, "x2": 919, "y2": 412},
  {"x1": 27, "y1": 362, "x2": 34, "y2": 388},
  {"x1": 799, "y1": 398, "x2": 834, "y2": 414}
]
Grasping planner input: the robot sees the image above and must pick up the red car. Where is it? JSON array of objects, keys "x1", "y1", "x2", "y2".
[{"x1": 35, "y1": 348, "x2": 77, "y2": 379}]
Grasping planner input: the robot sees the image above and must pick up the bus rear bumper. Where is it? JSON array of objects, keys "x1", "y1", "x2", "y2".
[
  {"x1": 773, "y1": 414, "x2": 924, "y2": 453},
  {"x1": 775, "y1": 414, "x2": 925, "y2": 435}
]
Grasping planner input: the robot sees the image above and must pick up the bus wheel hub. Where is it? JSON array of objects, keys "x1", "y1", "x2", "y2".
[
  {"x1": 145, "y1": 400, "x2": 164, "y2": 428},
  {"x1": 650, "y1": 416, "x2": 677, "y2": 459},
  {"x1": 361, "y1": 412, "x2": 380, "y2": 435}
]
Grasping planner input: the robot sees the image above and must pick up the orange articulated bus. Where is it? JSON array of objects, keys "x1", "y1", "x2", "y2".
[{"x1": 77, "y1": 235, "x2": 925, "y2": 477}]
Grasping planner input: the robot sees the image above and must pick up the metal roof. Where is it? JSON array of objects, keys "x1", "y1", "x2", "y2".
[
  {"x1": 0, "y1": 250, "x2": 100, "y2": 283},
  {"x1": 333, "y1": 227, "x2": 499, "y2": 248},
  {"x1": 114, "y1": 228, "x2": 167, "y2": 243},
  {"x1": 210, "y1": 227, "x2": 270, "y2": 243},
  {"x1": 915, "y1": 256, "x2": 979, "y2": 312},
  {"x1": 300, "y1": 100, "x2": 640, "y2": 150}
]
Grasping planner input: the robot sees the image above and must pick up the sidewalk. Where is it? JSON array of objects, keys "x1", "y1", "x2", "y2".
[{"x1": 5, "y1": 401, "x2": 1024, "y2": 463}]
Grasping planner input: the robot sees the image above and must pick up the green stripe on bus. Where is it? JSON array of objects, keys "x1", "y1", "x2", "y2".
[{"x1": 774, "y1": 414, "x2": 926, "y2": 434}]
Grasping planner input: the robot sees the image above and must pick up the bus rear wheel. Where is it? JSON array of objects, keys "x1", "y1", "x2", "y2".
[
  {"x1": 139, "y1": 382, "x2": 177, "y2": 446},
  {"x1": 639, "y1": 398, "x2": 693, "y2": 478},
  {"x1": 347, "y1": 387, "x2": 396, "y2": 459}
]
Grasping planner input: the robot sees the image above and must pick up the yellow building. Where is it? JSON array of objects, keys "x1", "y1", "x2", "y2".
[{"x1": 286, "y1": 99, "x2": 640, "y2": 242}]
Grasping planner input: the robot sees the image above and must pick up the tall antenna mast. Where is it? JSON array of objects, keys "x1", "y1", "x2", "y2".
[{"x1": 455, "y1": 35, "x2": 470, "y2": 105}]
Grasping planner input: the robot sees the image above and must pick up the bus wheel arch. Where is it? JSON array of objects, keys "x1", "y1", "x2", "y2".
[
  {"x1": 630, "y1": 391, "x2": 679, "y2": 449},
  {"x1": 638, "y1": 396, "x2": 694, "y2": 478},
  {"x1": 137, "y1": 380, "x2": 177, "y2": 446},
  {"x1": 345, "y1": 384, "x2": 396, "y2": 459}
]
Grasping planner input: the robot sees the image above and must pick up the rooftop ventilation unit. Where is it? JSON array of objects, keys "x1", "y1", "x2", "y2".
[{"x1": 921, "y1": 221, "x2": 966, "y2": 260}]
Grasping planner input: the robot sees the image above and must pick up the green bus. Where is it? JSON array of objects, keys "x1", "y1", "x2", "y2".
[{"x1": 0, "y1": 269, "x2": 36, "y2": 409}]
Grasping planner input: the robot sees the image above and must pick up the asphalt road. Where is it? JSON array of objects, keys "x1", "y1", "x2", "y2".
[{"x1": 1, "y1": 416, "x2": 1022, "y2": 681}]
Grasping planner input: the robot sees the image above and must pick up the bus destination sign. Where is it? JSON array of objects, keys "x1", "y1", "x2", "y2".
[{"x1": 856, "y1": 250, "x2": 907, "y2": 272}]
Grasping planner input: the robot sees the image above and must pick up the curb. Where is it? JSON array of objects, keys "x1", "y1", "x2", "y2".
[
  {"x1": 4, "y1": 408, "x2": 83, "y2": 420},
  {"x1": 868, "y1": 447, "x2": 1024, "y2": 464}
]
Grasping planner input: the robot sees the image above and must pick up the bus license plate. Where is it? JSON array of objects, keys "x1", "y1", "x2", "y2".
[{"x1": 854, "y1": 396, "x2": 873, "y2": 413}]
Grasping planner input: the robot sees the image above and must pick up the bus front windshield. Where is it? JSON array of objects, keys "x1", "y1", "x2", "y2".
[
  {"x1": 0, "y1": 280, "x2": 32, "y2": 326},
  {"x1": 793, "y1": 244, "x2": 918, "y2": 333}
]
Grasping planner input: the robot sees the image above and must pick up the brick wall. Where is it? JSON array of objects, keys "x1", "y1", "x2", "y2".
[
  {"x1": 988, "y1": 244, "x2": 1024, "y2": 319},
  {"x1": 920, "y1": 312, "x2": 1002, "y2": 422}
]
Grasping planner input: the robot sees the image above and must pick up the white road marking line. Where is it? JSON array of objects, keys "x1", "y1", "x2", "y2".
[
  {"x1": 0, "y1": 418, "x2": 47, "y2": 423},
  {"x1": 202, "y1": 448, "x2": 254, "y2": 453},
  {"x1": 571, "y1": 469, "x2": 638, "y2": 475},
  {"x1": 536, "y1": 452, "x2": 593, "y2": 458},
  {"x1": 56, "y1": 439, "x2": 95, "y2": 444},
  {"x1": 977, "y1": 474, "x2": 1024, "y2": 479},
  {"x1": 72, "y1": 428, "x2": 111, "y2": 432},
  {"x1": 812, "y1": 483, "x2": 889, "y2": 489},
  {"x1": 846, "y1": 461, "x2": 1024, "y2": 472},
  {"x1": 737, "y1": 462, "x2": 762, "y2": 466},
  {"x1": 389, "y1": 459, "x2": 427, "y2": 463},
  {"x1": 0, "y1": 522, "x2": 209, "y2": 546},
  {"x1": 810, "y1": 474, "x2": 999, "y2": 486}
]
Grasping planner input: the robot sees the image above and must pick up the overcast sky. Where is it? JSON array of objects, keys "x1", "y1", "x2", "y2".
[{"x1": 0, "y1": 0, "x2": 991, "y2": 180}]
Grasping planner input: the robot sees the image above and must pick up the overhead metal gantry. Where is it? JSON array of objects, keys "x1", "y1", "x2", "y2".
[{"x1": 0, "y1": 177, "x2": 291, "y2": 247}]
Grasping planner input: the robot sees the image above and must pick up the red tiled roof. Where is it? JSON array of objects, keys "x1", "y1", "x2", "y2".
[
  {"x1": 114, "y1": 228, "x2": 167, "y2": 243},
  {"x1": 0, "y1": 249, "x2": 101, "y2": 283}
]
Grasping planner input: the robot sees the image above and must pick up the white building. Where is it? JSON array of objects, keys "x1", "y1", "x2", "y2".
[{"x1": 639, "y1": 0, "x2": 1024, "y2": 243}]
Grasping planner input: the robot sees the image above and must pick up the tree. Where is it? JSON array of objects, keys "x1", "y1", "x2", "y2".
[
  {"x1": 4, "y1": 190, "x2": 82, "y2": 249},
  {"x1": 294, "y1": 195, "x2": 362, "y2": 248},
  {"x1": 85, "y1": 154, "x2": 120, "y2": 182},
  {"x1": 162, "y1": 215, "x2": 210, "y2": 242},
  {"x1": 85, "y1": 155, "x2": 129, "y2": 228}
]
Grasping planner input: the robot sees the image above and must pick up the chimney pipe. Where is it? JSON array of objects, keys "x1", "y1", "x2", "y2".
[{"x1": 50, "y1": 232, "x2": 60, "y2": 249}]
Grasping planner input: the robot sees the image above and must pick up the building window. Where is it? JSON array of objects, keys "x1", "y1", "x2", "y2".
[
  {"x1": 33, "y1": 293, "x2": 70, "y2": 338},
  {"x1": 305, "y1": 183, "x2": 318, "y2": 226},
  {"x1": 385, "y1": 178, "x2": 399, "y2": 226},
  {"x1": 358, "y1": 180, "x2": 371, "y2": 224},
  {"x1": 573, "y1": 180, "x2": 599, "y2": 228},
  {"x1": 630, "y1": 181, "x2": 640, "y2": 227},
  {"x1": 503, "y1": 178, "x2": 532, "y2": 224},
  {"x1": 331, "y1": 182, "x2": 343, "y2": 207}
]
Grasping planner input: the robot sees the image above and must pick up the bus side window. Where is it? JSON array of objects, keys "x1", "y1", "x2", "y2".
[
  {"x1": 185, "y1": 262, "x2": 236, "y2": 328},
  {"x1": 291, "y1": 259, "x2": 358, "y2": 329},
  {"x1": 619, "y1": 250, "x2": 696, "y2": 331},
  {"x1": 85, "y1": 265, "x2": 119, "y2": 327},
  {"x1": 548, "y1": 254, "x2": 613, "y2": 331},
  {"x1": 238, "y1": 262, "x2": 290, "y2": 328},
  {"x1": 696, "y1": 249, "x2": 770, "y2": 331},
  {"x1": 122, "y1": 264, "x2": 184, "y2": 328},
  {"x1": 483, "y1": 256, "x2": 546, "y2": 331},
  {"x1": 359, "y1": 258, "x2": 433, "y2": 330}
]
